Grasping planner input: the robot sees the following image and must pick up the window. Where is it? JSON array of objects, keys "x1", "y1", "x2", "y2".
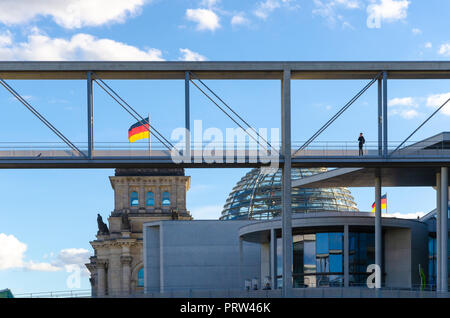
[
  {"x1": 285, "y1": 232, "x2": 344, "y2": 288},
  {"x1": 146, "y1": 192, "x2": 154, "y2": 206},
  {"x1": 162, "y1": 191, "x2": 170, "y2": 206},
  {"x1": 130, "y1": 191, "x2": 139, "y2": 207},
  {"x1": 138, "y1": 268, "x2": 144, "y2": 287}
]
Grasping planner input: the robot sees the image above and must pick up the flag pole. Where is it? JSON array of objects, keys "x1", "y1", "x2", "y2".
[{"x1": 148, "y1": 113, "x2": 151, "y2": 156}]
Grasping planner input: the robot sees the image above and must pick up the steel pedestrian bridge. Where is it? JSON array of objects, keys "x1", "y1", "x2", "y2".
[
  {"x1": 1, "y1": 61, "x2": 450, "y2": 296},
  {"x1": 1, "y1": 61, "x2": 450, "y2": 168}
]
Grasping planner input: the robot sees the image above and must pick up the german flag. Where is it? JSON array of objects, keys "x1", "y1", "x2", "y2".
[
  {"x1": 128, "y1": 117, "x2": 150, "y2": 143},
  {"x1": 372, "y1": 194, "x2": 387, "y2": 212}
]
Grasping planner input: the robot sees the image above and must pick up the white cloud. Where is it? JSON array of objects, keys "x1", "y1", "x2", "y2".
[
  {"x1": 426, "y1": 92, "x2": 450, "y2": 115},
  {"x1": 53, "y1": 248, "x2": 90, "y2": 275},
  {"x1": 0, "y1": 0, "x2": 148, "y2": 29},
  {"x1": 425, "y1": 42, "x2": 432, "y2": 49},
  {"x1": 25, "y1": 261, "x2": 61, "y2": 272},
  {"x1": 366, "y1": 0, "x2": 410, "y2": 29},
  {"x1": 200, "y1": 0, "x2": 220, "y2": 8},
  {"x1": 179, "y1": 48, "x2": 207, "y2": 61},
  {"x1": 0, "y1": 233, "x2": 89, "y2": 274},
  {"x1": 388, "y1": 96, "x2": 420, "y2": 119},
  {"x1": 388, "y1": 97, "x2": 418, "y2": 108},
  {"x1": 186, "y1": 8, "x2": 220, "y2": 31},
  {"x1": 383, "y1": 211, "x2": 425, "y2": 219},
  {"x1": 254, "y1": 0, "x2": 298, "y2": 20},
  {"x1": 190, "y1": 205, "x2": 223, "y2": 220},
  {"x1": 438, "y1": 43, "x2": 450, "y2": 57},
  {"x1": 0, "y1": 29, "x2": 164, "y2": 61},
  {"x1": 412, "y1": 28, "x2": 422, "y2": 35},
  {"x1": 0, "y1": 233, "x2": 27, "y2": 270},
  {"x1": 0, "y1": 30, "x2": 12, "y2": 46},
  {"x1": 389, "y1": 108, "x2": 419, "y2": 119},
  {"x1": 231, "y1": 13, "x2": 250, "y2": 27},
  {"x1": 313, "y1": 0, "x2": 360, "y2": 27}
]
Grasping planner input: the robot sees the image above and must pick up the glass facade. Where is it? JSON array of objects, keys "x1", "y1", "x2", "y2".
[
  {"x1": 277, "y1": 231, "x2": 375, "y2": 288},
  {"x1": 221, "y1": 168, "x2": 358, "y2": 220},
  {"x1": 428, "y1": 235, "x2": 450, "y2": 289},
  {"x1": 429, "y1": 236, "x2": 436, "y2": 288},
  {"x1": 349, "y1": 232, "x2": 375, "y2": 286}
]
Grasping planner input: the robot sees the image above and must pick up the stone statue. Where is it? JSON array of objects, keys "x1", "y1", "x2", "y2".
[
  {"x1": 121, "y1": 212, "x2": 131, "y2": 231},
  {"x1": 97, "y1": 213, "x2": 110, "y2": 235},
  {"x1": 171, "y1": 208, "x2": 179, "y2": 220}
]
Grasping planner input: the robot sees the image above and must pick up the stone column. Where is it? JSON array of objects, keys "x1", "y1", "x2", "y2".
[
  {"x1": 121, "y1": 256, "x2": 132, "y2": 296},
  {"x1": 155, "y1": 185, "x2": 161, "y2": 209},
  {"x1": 139, "y1": 182, "x2": 145, "y2": 209},
  {"x1": 96, "y1": 260, "x2": 107, "y2": 297}
]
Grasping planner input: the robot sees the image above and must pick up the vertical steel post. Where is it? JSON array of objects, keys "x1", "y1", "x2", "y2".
[
  {"x1": 382, "y1": 72, "x2": 388, "y2": 158},
  {"x1": 281, "y1": 69, "x2": 292, "y2": 297},
  {"x1": 375, "y1": 172, "x2": 382, "y2": 288},
  {"x1": 437, "y1": 172, "x2": 442, "y2": 292},
  {"x1": 441, "y1": 167, "x2": 448, "y2": 292},
  {"x1": 87, "y1": 71, "x2": 94, "y2": 159},
  {"x1": 378, "y1": 77, "x2": 382, "y2": 156},
  {"x1": 185, "y1": 71, "x2": 191, "y2": 159}
]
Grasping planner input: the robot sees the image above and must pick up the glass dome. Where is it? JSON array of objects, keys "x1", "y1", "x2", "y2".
[{"x1": 220, "y1": 168, "x2": 358, "y2": 220}]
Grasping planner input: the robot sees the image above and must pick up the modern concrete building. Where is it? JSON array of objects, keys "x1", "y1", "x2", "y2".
[
  {"x1": 85, "y1": 135, "x2": 450, "y2": 296},
  {"x1": 142, "y1": 212, "x2": 433, "y2": 292},
  {"x1": 86, "y1": 168, "x2": 192, "y2": 297},
  {"x1": 143, "y1": 220, "x2": 260, "y2": 293},
  {"x1": 140, "y1": 164, "x2": 449, "y2": 294}
]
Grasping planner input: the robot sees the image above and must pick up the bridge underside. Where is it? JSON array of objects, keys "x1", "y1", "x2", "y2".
[{"x1": 1, "y1": 157, "x2": 450, "y2": 169}]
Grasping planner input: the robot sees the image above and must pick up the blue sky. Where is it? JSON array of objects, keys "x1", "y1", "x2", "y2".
[{"x1": 0, "y1": 0, "x2": 449, "y2": 294}]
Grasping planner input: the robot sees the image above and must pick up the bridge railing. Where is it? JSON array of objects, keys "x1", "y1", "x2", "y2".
[
  {"x1": 11, "y1": 283, "x2": 450, "y2": 298},
  {"x1": 0, "y1": 140, "x2": 446, "y2": 159},
  {"x1": 13, "y1": 289, "x2": 92, "y2": 298}
]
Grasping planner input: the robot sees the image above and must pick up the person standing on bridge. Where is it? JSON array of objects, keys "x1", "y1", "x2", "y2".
[{"x1": 358, "y1": 133, "x2": 365, "y2": 156}]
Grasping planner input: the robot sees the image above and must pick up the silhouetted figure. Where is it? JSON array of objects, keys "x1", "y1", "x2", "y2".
[{"x1": 358, "y1": 133, "x2": 365, "y2": 156}]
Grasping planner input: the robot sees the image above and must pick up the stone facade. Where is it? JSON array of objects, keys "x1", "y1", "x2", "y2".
[{"x1": 86, "y1": 168, "x2": 192, "y2": 297}]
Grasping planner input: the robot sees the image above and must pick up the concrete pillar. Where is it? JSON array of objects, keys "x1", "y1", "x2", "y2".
[
  {"x1": 261, "y1": 242, "x2": 270, "y2": 289},
  {"x1": 375, "y1": 173, "x2": 382, "y2": 288},
  {"x1": 441, "y1": 167, "x2": 448, "y2": 292},
  {"x1": 344, "y1": 224, "x2": 349, "y2": 287},
  {"x1": 270, "y1": 229, "x2": 277, "y2": 290},
  {"x1": 97, "y1": 261, "x2": 107, "y2": 297},
  {"x1": 437, "y1": 172, "x2": 441, "y2": 291},
  {"x1": 281, "y1": 68, "x2": 293, "y2": 297},
  {"x1": 121, "y1": 256, "x2": 132, "y2": 296}
]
